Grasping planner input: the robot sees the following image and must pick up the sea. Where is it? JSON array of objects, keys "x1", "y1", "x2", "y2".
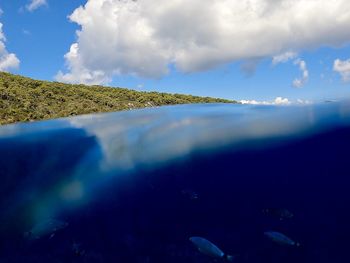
[{"x1": 0, "y1": 102, "x2": 349, "y2": 262}]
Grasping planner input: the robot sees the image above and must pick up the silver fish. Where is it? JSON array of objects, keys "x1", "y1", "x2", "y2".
[
  {"x1": 181, "y1": 189, "x2": 199, "y2": 200},
  {"x1": 264, "y1": 231, "x2": 300, "y2": 247},
  {"x1": 189, "y1": 236, "x2": 234, "y2": 261},
  {"x1": 24, "y1": 219, "x2": 68, "y2": 240},
  {"x1": 72, "y1": 241, "x2": 86, "y2": 257},
  {"x1": 262, "y1": 208, "x2": 294, "y2": 220}
]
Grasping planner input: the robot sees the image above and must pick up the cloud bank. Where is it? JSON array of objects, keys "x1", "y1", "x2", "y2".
[
  {"x1": 240, "y1": 97, "x2": 291, "y2": 106},
  {"x1": 0, "y1": 23, "x2": 20, "y2": 72},
  {"x1": 240, "y1": 97, "x2": 312, "y2": 105},
  {"x1": 57, "y1": 0, "x2": 350, "y2": 84},
  {"x1": 26, "y1": 0, "x2": 47, "y2": 12},
  {"x1": 333, "y1": 59, "x2": 350, "y2": 82}
]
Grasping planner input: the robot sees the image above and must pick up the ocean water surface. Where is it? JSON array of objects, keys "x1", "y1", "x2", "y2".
[{"x1": 0, "y1": 102, "x2": 349, "y2": 262}]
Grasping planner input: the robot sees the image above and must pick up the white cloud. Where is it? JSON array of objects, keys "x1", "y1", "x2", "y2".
[
  {"x1": 293, "y1": 59, "x2": 309, "y2": 88},
  {"x1": 333, "y1": 58, "x2": 350, "y2": 82},
  {"x1": 272, "y1": 52, "x2": 309, "y2": 88},
  {"x1": 240, "y1": 97, "x2": 313, "y2": 105},
  {"x1": 56, "y1": 43, "x2": 110, "y2": 85},
  {"x1": 274, "y1": 97, "x2": 291, "y2": 105},
  {"x1": 23, "y1": 29, "x2": 31, "y2": 36},
  {"x1": 272, "y1": 51, "x2": 298, "y2": 65},
  {"x1": 58, "y1": 0, "x2": 350, "y2": 84},
  {"x1": 0, "y1": 23, "x2": 20, "y2": 72},
  {"x1": 26, "y1": 0, "x2": 47, "y2": 12},
  {"x1": 297, "y1": 99, "x2": 312, "y2": 105},
  {"x1": 240, "y1": 97, "x2": 291, "y2": 106}
]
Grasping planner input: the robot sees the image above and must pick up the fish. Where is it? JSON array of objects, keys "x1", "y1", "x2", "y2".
[
  {"x1": 262, "y1": 208, "x2": 294, "y2": 220},
  {"x1": 264, "y1": 231, "x2": 300, "y2": 247},
  {"x1": 24, "y1": 219, "x2": 68, "y2": 240},
  {"x1": 189, "y1": 236, "x2": 234, "y2": 261},
  {"x1": 72, "y1": 241, "x2": 86, "y2": 257},
  {"x1": 181, "y1": 189, "x2": 199, "y2": 200}
]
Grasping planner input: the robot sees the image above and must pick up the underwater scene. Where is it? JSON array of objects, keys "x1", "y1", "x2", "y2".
[{"x1": 0, "y1": 102, "x2": 350, "y2": 263}]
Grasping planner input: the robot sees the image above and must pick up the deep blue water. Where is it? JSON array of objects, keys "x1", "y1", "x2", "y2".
[{"x1": 0, "y1": 103, "x2": 350, "y2": 262}]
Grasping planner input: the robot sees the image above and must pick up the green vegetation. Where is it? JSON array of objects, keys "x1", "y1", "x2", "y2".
[{"x1": 0, "y1": 72, "x2": 237, "y2": 125}]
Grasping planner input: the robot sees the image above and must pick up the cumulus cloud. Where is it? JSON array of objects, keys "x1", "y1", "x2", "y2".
[
  {"x1": 240, "y1": 97, "x2": 313, "y2": 105},
  {"x1": 297, "y1": 99, "x2": 312, "y2": 105},
  {"x1": 293, "y1": 59, "x2": 309, "y2": 88},
  {"x1": 272, "y1": 51, "x2": 298, "y2": 65},
  {"x1": 58, "y1": 0, "x2": 350, "y2": 84},
  {"x1": 333, "y1": 59, "x2": 350, "y2": 82},
  {"x1": 26, "y1": 0, "x2": 47, "y2": 12},
  {"x1": 240, "y1": 97, "x2": 291, "y2": 106},
  {"x1": 0, "y1": 23, "x2": 20, "y2": 72},
  {"x1": 56, "y1": 43, "x2": 110, "y2": 85},
  {"x1": 272, "y1": 51, "x2": 309, "y2": 88}
]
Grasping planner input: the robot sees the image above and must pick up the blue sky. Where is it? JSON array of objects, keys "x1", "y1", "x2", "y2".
[{"x1": 1, "y1": 0, "x2": 350, "y2": 103}]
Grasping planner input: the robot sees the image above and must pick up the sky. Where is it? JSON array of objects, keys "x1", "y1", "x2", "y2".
[{"x1": 1, "y1": 0, "x2": 350, "y2": 103}]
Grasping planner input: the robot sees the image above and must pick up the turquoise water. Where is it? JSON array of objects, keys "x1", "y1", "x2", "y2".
[{"x1": 0, "y1": 102, "x2": 349, "y2": 262}]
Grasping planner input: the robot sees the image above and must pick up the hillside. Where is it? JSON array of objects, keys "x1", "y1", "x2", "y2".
[{"x1": 0, "y1": 72, "x2": 236, "y2": 125}]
